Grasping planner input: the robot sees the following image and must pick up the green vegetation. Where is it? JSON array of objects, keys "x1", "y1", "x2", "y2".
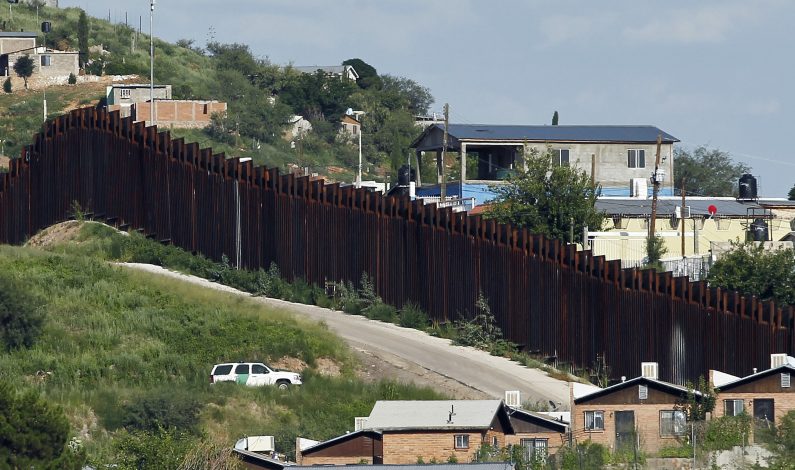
[
  {"x1": 13, "y1": 55, "x2": 35, "y2": 89},
  {"x1": 486, "y1": 147, "x2": 604, "y2": 243},
  {"x1": 673, "y1": 146, "x2": 750, "y2": 197},
  {"x1": 0, "y1": 383, "x2": 86, "y2": 468},
  {"x1": 0, "y1": 239, "x2": 443, "y2": 465},
  {"x1": 644, "y1": 234, "x2": 668, "y2": 270},
  {"x1": 1, "y1": 4, "x2": 432, "y2": 184},
  {"x1": 707, "y1": 241, "x2": 795, "y2": 306},
  {"x1": 2, "y1": 77, "x2": 10, "y2": 93},
  {"x1": 0, "y1": 272, "x2": 44, "y2": 351}
]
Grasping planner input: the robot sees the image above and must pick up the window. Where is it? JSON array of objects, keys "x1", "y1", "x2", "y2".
[
  {"x1": 660, "y1": 410, "x2": 687, "y2": 436},
  {"x1": 492, "y1": 436, "x2": 498, "y2": 447},
  {"x1": 725, "y1": 399, "x2": 744, "y2": 417},
  {"x1": 234, "y1": 364, "x2": 250, "y2": 374},
  {"x1": 783, "y1": 373, "x2": 791, "y2": 388},
  {"x1": 252, "y1": 364, "x2": 268, "y2": 374},
  {"x1": 520, "y1": 438, "x2": 548, "y2": 460},
  {"x1": 120, "y1": 88, "x2": 131, "y2": 99},
  {"x1": 584, "y1": 411, "x2": 604, "y2": 430},
  {"x1": 639, "y1": 385, "x2": 648, "y2": 400},
  {"x1": 213, "y1": 364, "x2": 233, "y2": 375},
  {"x1": 627, "y1": 149, "x2": 646, "y2": 168},
  {"x1": 553, "y1": 149, "x2": 570, "y2": 166},
  {"x1": 454, "y1": 434, "x2": 469, "y2": 449}
]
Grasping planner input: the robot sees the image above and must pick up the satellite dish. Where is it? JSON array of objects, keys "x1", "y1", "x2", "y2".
[{"x1": 345, "y1": 108, "x2": 354, "y2": 116}]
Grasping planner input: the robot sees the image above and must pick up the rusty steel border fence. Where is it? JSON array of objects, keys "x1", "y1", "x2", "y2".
[{"x1": 1, "y1": 107, "x2": 793, "y2": 385}]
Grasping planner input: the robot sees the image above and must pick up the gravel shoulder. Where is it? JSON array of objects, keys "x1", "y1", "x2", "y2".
[{"x1": 120, "y1": 263, "x2": 570, "y2": 408}]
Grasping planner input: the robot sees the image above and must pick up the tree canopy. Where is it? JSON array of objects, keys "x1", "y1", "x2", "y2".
[
  {"x1": 788, "y1": 184, "x2": 795, "y2": 201},
  {"x1": 13, "y1": 55, "x2": 34, "y2": 89},
  {"x1": 343, "y1": 58, "x2": 381, "y2": 89},
  {"x1": 485, "y1": 148, "x2": 604, "y2": 242},
  {"x1": 673, "y1": 146, "x2": 750, "y2": 197},
  {"x1": 0, "y1": 273, "x2": 43, "y2": 351},
  {"x1": 0, "y1": 384, "x2": 84, "y2": 469},
  {"x1": 707, "y1": 241, "x2": 795, "y2": 307}
]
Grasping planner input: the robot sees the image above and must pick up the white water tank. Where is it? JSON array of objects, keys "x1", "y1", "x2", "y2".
[{"x1": 234, "y1": 435, "x2": 275, "y2": 452}]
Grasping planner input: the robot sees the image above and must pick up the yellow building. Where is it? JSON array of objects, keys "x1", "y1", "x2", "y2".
[{"x1": 588, "y1": 197, "x2": 794, "y2": 275}]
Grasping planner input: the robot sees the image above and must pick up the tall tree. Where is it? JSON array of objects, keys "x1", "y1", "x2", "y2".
[
  {"x1": 673, "y1": 146, "x2": 750, "y2": 197},
  {"x1": 485, "y1": 148, "x2": 604, "y2": 242},
  {"x1": 708, "y1": 242, "x2": 795, "y2": 307},
  {"x1": 77, "y1": 9, "x2": 89, "y2": 68},
  {"x1": 788, "y1": 184, "x2": 795, "y2": 201},
  {"x1": 343, "y1": 58, "x2": 381, "y2": 89},
  {"x1": 13, "y1": 55, "x2": 34, "y2": 89},
  {"x1": 552, "y1": 110, "x2": 559, "y2": 125}
]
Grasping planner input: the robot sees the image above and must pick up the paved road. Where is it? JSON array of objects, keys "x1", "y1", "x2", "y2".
[{"x1": 122, "y1": 263, "x2": 570, "y2": 408}]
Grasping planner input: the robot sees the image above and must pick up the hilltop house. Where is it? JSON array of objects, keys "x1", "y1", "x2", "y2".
[
  {"x1": 297, "y1": 400, "x2": 568, "y2": 465},
  {"x1": 0, "y1": 32, "x2": 78, "y2": 85},
  {"x1": 292, "y1": 65, "x2": 359, "y2": 81},
  {"x1": 410, "y1": 124, "x2": 678, "y2": 204},
  {"x1": 106, "y1": 83, "x2": 172, "y2": 114}
]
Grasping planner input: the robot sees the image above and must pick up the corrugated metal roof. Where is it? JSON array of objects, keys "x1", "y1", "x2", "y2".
[
  {"x1": 596, "y1": 197, "x2": 768, "y2": 218},
  {"x1": 304, "y1": 463, "x2": 513, "y2": 470},
  {"x1": 0, "y1": 32, "x2": 38, "y2": 38},
  {"x1": 294, "y1": 65, "x2": 349, "y2": 74},
  {"x1": 440, "y1": 124, "x2": 679, "y2": 143},
  {"x1": 364, "y1": 400, "x2": 503, "y2": 431},
  {"x1": 574, "y1": 376, "x2": 702, "y2": 404},
  {"x1": 716, "y1": 364, "x2": 795, "y2": 392},
  {"x1": 301, "y1": 430, "x2": 381, "y2": 453}
]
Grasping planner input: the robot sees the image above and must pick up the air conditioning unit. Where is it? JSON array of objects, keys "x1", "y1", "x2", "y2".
[
  {"x1": 674, "y1": 206, "x2": 691, "y2": 219},
  {"x1": 505, "y1": 390, "x2": 521, "y2": 408},
  {"x1": 770, "y1": 353, "x2": 795, "y2": 369},
  {"x1": 354, "y1": 417, "x2": 369, "y2": 431},
  {"x1": 641, "y1": 362, "x2": 659, "y2": 379}
]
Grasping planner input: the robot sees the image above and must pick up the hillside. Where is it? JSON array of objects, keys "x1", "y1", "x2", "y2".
[
  {"x1": 0, "y1": 3, "x2": 435, "y2": 183},
  {"x1": 0, "y1": 229, "x2": 441, "y2": 467}
]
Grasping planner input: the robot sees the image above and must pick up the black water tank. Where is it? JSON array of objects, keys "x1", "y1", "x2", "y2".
[
  {"x1": 750, "y1": 218, "x2": 768, "y2": 241},
  {"x1": 739, "y1": 174, "x2": 757, "y2": 200},
  {"x1": 397, "y1": 165, "x2": 415, "y2": 186}
]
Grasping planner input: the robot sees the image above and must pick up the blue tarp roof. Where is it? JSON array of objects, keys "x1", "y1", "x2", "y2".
[{"x1": 431, "y1": 124, "x2": 678, "y2": 144}]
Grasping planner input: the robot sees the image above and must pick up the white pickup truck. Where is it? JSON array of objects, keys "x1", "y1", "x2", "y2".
[{"x1": 210, "y1": 362, "x2": 302, "y2": 389}]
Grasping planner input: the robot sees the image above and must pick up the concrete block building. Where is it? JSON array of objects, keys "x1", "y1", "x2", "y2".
[{"x1": 1, "y1": 32, "x2": 77, "y2": 86}]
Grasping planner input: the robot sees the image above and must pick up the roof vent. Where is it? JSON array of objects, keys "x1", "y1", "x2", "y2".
[
  {"x1": 641, "y1": 362, "x2": 659, "y2": 379},
  {"x1": 505, "y1": 391, "x2": 521, "y2": 408}
]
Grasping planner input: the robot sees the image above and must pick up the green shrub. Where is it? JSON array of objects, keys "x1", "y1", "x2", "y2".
[
  {"x1": 288, "y1": 278, "x2": 315, "y2": 304},
  {"x1": 399, "y1": 302, "x2": 429, "y2": 329},
  {"x1": 453, "y1": 292, "x2": 513, "y2": 352},
  {"x1": 335, "y1": 281, "x2": 362, "y2": 314},
  {"x1": 556, "y1": 442, "x2": 609, "y2": 469},
  {"x1": 114, "y1": 428, "x2": 194, "y2": 470},
  {"x1": 0, "y1": 274, "x2": 44, "y2": 351},
  {"x1": 2, "y1": 77, "x2": 10, "y2": 93},
  {"x1": 67, "y1": 73, "x2": 77, "y2": 85},
  {"x1": 364, "y1": 302, "x2": 398, "y2": 323},
  {"x1": 117, "y1": 389, "x2": 203, "y2": 435}
]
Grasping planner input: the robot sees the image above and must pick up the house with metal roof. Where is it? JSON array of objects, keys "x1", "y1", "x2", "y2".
[
  {"x1": 571, "y1": 362, "x2": 705, "y2": 455},
  {"x1": 410, "y1": 124, "x2": 678, "y2": 202},
  {"x1": 1, "y1": 32, "x2": 78, "y2": 86},
  {"x1": 298, "y1": 400, "x2": 569, "y2": 465}
]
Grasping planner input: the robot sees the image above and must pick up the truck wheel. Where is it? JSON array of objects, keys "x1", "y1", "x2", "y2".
[{"x1": 277, "y1": 380, "x2": 290, "y2": 390}]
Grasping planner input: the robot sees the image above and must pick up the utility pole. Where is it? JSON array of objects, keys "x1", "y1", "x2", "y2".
[
  {"x1": 590, "y1": 153, "x2": 596, "y2": 186},
  {"x1": 648, "y1": 134, "x2": 663, "y2": 240},
  {"x1": 149, "y1": 0, "x2": 156, "y2": 126},
  {"x1": 681, "y1": 178, "x2": 687, "y2": 258},
  {"x1": 440, "y1": 103, "x2": 449, "y2": 201}
]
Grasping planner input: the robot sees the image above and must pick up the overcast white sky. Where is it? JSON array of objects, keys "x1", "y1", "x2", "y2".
[{"x1": 60, "y1": 0, "x2": 795, "y2": 196}]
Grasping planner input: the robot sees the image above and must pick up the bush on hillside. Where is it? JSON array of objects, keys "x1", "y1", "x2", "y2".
[
  {"x1": 118, "y1": 389, "x2": 203, "y2": 435},
  {"x1": 0, "y1": 384, "x2": 85, "y2": 469},
  {"x1": 2, "y1": 77, "x2": 10, "y2": 93},
  {"x1": 67, "y1": 73, "x2": 77, "y2": 85},
  {"x1": 399, "y1": 302, "x2": 429, "y2": 329},
  {"x1": 0, "y1": 274, "x2": 44, "y2": 351}
]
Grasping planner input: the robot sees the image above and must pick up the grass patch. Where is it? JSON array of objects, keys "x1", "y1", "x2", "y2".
[{"x1": 0, "y1": 244, "x2": 445, "y2": 464}]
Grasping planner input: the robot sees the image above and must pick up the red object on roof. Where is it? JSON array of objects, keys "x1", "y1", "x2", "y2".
[{"x1": 708, "y1": 204, "x2": 718, "y2": 215}]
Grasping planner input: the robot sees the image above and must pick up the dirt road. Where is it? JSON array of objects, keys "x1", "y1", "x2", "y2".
[{"x1": 121, "y1": 263, "x2": 570, "y2": 408}]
